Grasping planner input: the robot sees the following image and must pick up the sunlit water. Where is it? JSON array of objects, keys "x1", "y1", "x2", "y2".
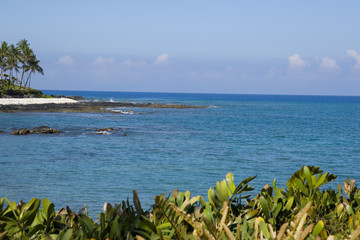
[{"x1": 1, "y1": 91, "x2": 359, "y2": 216}]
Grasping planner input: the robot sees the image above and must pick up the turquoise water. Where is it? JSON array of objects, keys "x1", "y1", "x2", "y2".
[{"x1": 1, "y1": 91, "x2": 359, "y2": 215}]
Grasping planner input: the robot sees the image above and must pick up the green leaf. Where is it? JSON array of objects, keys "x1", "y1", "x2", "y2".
[
  {"x1": 226, "y1": 172, "x2": 235, "y2": 195},
  {"x1": 157, "y1": 222, "x2": 172, "y2": 229},
  {"x1": 47, "y1": 204, "x2": 55, "y2": 224},
  {"x1": 62, "y1": 229, "x2": 74, "y2": 240},
  {"x1": 110, "y1": 215, "x2": 120, "y2": 238},
  {"x1": 346, "y1": 205, "x2": 354, "y2": 216},
  {"x1": 258, "y1": 218, "x2": 270, "y2": 239},
  {"x1": 3, "y1": 198, "x2": 17, "y2": 216},
  {"x1": 176, "y1": 192, "x2": 185, "y2": 207},
  {"x1": 80, "y1": 214, "x2": 96, "y2": 235},
  {"x1": 184, "y1": 190, "x2": 191, "y2": 199},
  {"x1": 273, "y1": 202, "x2": 282, "y2": 218},
  {"x1": 188, "y1": 196, "x2": 200, "y2": 207},
  {"x1": 26, "y1": 224, "x2": 44, "y2": 238},
  {"x1": 216, "y1": 180, "x2": 228, "y2": 203},
  {"x1": 311, "y1": 175, "x2": 317, "y2": 186},
  {"x1": 208, "y1": 188, "x2": 220, "y2": 206},
  {"x1": 20, "y1": 198, "x2": 41, "y2": 226},
  {"x1": 273, "y1": 180, "x2": 283, "y2": 201},
  {"x1": 100, "y1": 212, "x2": 106, "y2": 233},
  {"x1": 42, "y1": 198, "x2": 51, "y2": 213},
  {"x1": 294, "y1": 178, "x2": 309, "y2": 195},
  {"x1": 312, "y1": 221, "x2": 324, "y2": 237},
  {"x1": 314, "y1": 173, "x2": 328, "y2": 189},
  {"x1": 285, "y1": 196, "x2": 294, "y2": 210},
  {"x1": 137, "y1": 219, "x2": 157, "y2": 236},
  {"x1": 233, "y1": 175, "x2": 256, "y2": 196},
  {"x1": 336, "y1": 203, "x2": 344, "y2": 217},
  {"x1": 303, "y1": 166, "x2": 311, "y2": 184},
  {"x1": 241, "y1": 216, "x2": 249, "y2": 240},
  {"x1": 203, "y1": 203, "x2": 214, "y2": 224},
  {"x1": 0, "y1": 197, "x2": 4, "y2": 211},
  {"x1": 245, "y1": 209, "x2": 259, "y2": 220},
  {"x1": 260, "y1": 196, "x2": 270, "y2": 219},
  {"x1": 199, "y1": 196, "x2": 207, "y2": 207}
]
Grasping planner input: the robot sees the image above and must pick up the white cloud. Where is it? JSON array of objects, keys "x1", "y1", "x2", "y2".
[
  {"x1": 57, "y1": 55, "x2": 75, "y2": 65},
  {"x1": 93, "y1": 57, "x2": 115, "y2": 65},
  {"x1": 347, "y1": 49, "x2": 360, "y2": 69},
  {"x1": 153, "y1": 54, "x2": 169, "y2": 65},
  {"x1": 120, "y1": 59, "x2": 147, "y2": 67},
  {"x1": 288, "y1": 54, "x2": 310, "y2": 70},
  {"x1": 319, "y1": 57, "x2": 340, "y2": 70}
]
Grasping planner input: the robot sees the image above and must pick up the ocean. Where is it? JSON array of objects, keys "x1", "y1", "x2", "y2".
[{"x1": 0, "y1": 91, "x2": 359, "y2": 216}]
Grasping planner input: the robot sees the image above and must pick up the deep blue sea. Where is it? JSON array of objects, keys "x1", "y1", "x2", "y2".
[{"x1": 1, "y1": 91, "x2": 359, "y2": 216}]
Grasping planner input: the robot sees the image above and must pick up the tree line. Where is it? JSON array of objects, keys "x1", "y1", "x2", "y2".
[{"x1": 0, "y1": 39, "x2": 43, "y2": 91}]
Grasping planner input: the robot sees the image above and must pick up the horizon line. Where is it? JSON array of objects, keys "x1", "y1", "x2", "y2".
[{"x1": 40, "y1": 89, "x2": 360, "y2": 98}]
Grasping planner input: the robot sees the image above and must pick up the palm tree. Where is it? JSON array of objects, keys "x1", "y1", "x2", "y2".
[
  {"x1": 0, "y1": 41, "x2": 9, "y2": 89},
  {"x1": 6, "y1": 44, "x2": 20, "y2": 90},
  {"x1": 0, "y1": 39, "x2": 43, "y2": 92},
  {"x1": 17, "y1": 39, "x2": 34, "y2": 89},
  {"x1": 24, "y1": 55, "x2": 43, "y2": 88}
]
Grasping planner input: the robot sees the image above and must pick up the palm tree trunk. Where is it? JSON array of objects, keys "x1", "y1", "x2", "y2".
[
  {"x1": 7, "y1": 69, "x2": 12, "y2": 90},
  {"x1": 20, "y1": 69, "x2": 25, "y2": 89},
  {"x1": 25, "y1": 73, "x2": 31, "y2": 89},
  {"x1": 0, "y1": 69, "x2": 3, "y2": 89}
]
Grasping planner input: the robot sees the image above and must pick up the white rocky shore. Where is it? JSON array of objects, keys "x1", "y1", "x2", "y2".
[{"x1": 0, "y1": 98, "x2": 78, "y2": 105}]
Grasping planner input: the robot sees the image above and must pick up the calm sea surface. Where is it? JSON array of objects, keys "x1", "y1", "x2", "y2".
[{"x1": 1, "y1": 91, "x2": 359, "y2": 215}]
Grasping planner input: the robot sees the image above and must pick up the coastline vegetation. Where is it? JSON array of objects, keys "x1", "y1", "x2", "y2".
[
  {"x1": 1, "y1": 166, "x2": 360, "y2": 239},
  {"x1": 0, "y1": 39, "x2": 48, "y2": 98}
]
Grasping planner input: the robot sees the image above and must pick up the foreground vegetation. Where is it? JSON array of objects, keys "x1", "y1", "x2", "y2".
[
  {"x1": 1, "y1": 166, "x2": 360, "y2": 239},
  {"x1": 0, "y1": 39, "x2": 46, "y2": 98}
]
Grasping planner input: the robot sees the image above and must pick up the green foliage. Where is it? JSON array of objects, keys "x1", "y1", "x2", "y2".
[
  {"x1": 1, "y1": 166, "x2": 360, "y2": 239},
  {"x1": 0, "y1": 87, "x2": 51, "y2": 98},
  {"x1": 0, "y1": 39, "x2": 44, "y2": 95}
]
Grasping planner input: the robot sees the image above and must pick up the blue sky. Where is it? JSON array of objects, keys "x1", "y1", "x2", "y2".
[{"x1": 2, "y1": 1, "x2": 360, "y2": 95}]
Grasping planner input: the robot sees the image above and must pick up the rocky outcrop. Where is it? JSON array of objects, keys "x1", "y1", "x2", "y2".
[
  {"x1": 55, "y1": 95, "x2": 85, "y2": 100},
  {"x1": 95, "y1": 127, "x2": 119, "y2": 132},
  {"x1": 95, "y1": 127, "x2": 120, "y2": 135},
  {"x1": 31, "y1": 126, "x2": 62, "y2": 134},
  {"x1": 11, "y1": 126, "x2": 62, "y2": 135},
  {"x1": 94, "y1": 127, "x2": 128, "y2": 136},
  {"x1": 10, "y1": 128, "x2": 31, "y2": 135},
  {"x1": 0, "y1": 101, "x2": 206, "y2": 113},
  {"x1": 67, "y1": 95, "x2": 85, "y2": 100}
]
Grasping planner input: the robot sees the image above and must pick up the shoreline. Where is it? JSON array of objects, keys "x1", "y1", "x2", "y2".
[
  {"x1": 0, "y1": 98, "x2": 206, "y2": 113},
  {"x1": 0, "y1": 97, "x2": 78, "y2": 105}
]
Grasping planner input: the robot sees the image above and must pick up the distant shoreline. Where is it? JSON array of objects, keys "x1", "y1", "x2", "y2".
[
  {"x1": 0, "y1": 98, "x2": 205, "y2": 113},
  {"x1": 0, "y1": 98, "x2": 78, "y2": 105}
]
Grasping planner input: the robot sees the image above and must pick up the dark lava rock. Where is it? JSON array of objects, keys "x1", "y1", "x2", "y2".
[
  {"x1": 67, "y1": 95, "x2": 85, "y2": 100},
  {"x1": 32, "y1": 126, "x2": 62, "y2": 134},
  {"x1": 95, "y1": 127, "x2": 119, "y2": 135},
  {"x1": 0, "y1": 101, "x2": 206, "y2": 113},
  {"x1": 55, "y1": 95, "x2": 84, "y2": 100},
  {"x1": 11, "y1": 126, "x2": 62, "y2": 135},
  {"x1": 11, "y1": 128, "x2": 31, "y2": 135},
  {"x1": 96, "y1": 127, "x2": 119, "y2": 132}
]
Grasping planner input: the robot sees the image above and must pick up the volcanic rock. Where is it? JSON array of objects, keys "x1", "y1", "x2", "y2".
[
  {"x1": 11, "y1": 126, "x2": 62, "y2": 135},
  {"x1": 31, "y1": 126, "x2": 62, "y2": 134},
  {"x1": 11, "y1": 128, "x2": 31, "y2": 135}
]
